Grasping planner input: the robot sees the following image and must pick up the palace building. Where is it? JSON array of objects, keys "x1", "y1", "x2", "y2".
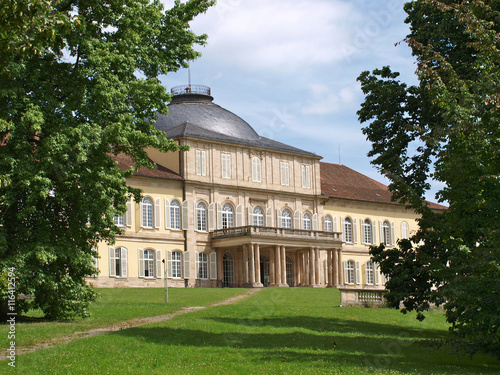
[{"x1": 91, "y1": 85, "x2": 445, "y2": 303}]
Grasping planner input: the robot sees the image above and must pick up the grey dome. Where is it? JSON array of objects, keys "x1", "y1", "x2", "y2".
[{"x1": 155, "y1": 92, "x2": 260, "y2": 141}]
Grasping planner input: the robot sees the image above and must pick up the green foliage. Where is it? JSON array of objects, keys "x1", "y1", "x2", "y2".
[
  {"x1": 358, "y1": 0, "x2": 500, "y2": 359},
  {"x1": 0, "y1": 0, "x2": 214, "y2": 320}
]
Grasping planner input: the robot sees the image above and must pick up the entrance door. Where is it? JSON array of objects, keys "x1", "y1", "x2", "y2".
[
  {"x1": 223, "y1": 253, "x2": 235, "y2": 287},
  {"x1": 260, "y1": 256, "x2": 270, "y2": 286}
]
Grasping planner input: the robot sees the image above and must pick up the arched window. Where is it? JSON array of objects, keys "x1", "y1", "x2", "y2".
[
  {"x1": 171, "y1": 251, "x2": 182, "y2": 278},
  {"x1": 282, "y1": 209, "x2": 292, "y2": 229},
  {"x1": 344, "y1": 217, "x2": 353, "y2": 243},
  {"x1": 222, "y1": 203, "x2": 234, "y2": 228},
  {"x1": 366, "y1": 261, "x2": 374, "y2": 284},
  {"x1": 363, "y1": 219, "x2": 372, "y2": 244},
  {"x1": 144, "y1": 249, "x2": 155, "y2": 278},
  {"x1": 303, "y1": 213, "x2": 311, "y2": 230},
  {"x1": 170, "y1": 200, "x2": 181, "y2": 230},
  {"x1": 196, "y1": 202, "x2": 207, "y2": 232},
  {"x1": 324, "y1": 215, "x2": 333, "y2": 232},
  {"x1": 401, "y1": 221, "x2": 409, "y2": 239},
  {"x1": 383, "y1": 221, "x2": 391, "y2": 245},
  {"x1": 253, "y1": 206, "x2": 264, "y2": 226},
  {"x1": 141, "y1": 197, "x2": 153, "y2": 228},
  {"x1": 252, "y1": 157, "x2": 262, "y2": 182}
]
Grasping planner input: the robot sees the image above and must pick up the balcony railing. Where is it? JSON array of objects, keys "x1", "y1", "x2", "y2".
[
  {"x1": 171, "y1": 84, "x2": 211, "y2": 96},
  {"x1": 210, "y1": 226, "x2": 342, "y2": 241}
]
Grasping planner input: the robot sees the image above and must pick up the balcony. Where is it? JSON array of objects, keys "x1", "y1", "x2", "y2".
[{"x1": 210, "y1": 226, "x2": 342, "y2": 241}]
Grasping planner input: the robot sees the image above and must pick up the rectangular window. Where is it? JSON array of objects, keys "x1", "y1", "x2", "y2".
[
  {"x1": 280, "y1": 161, "x2": 289, "y2": 186},
  {"x1": 301, "y1": 164, "x2": 310, "y2": 188},
  {"x1": 172, "y1": 252, "x2": 182, "y2": 278},
  {"x1": 366, "y1": 262, "x2": 374, "y2": 285},
  {"x1": 221, "y1": 153, "x2": 231, "y2": 179},
  {"x1": 196, "y1": 150, "x2": 207, "y2": 176},
  {"x1": 113, "y1": 214, "x2": 124, "y2": 226},
  {"x1": 197, "y1": 253, "x2": 208, "y2": 279},
  {"x1": 252, "y1": 157, "x2": 262, "y2": 182}
]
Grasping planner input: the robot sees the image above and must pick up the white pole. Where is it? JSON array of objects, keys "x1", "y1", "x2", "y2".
[{"x1": 163, "y1": 259, "x2": 168, "y2": 303}]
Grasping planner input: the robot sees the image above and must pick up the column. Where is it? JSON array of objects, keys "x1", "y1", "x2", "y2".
[
  {"x1": 332, "y1": 249, "x2": 338, "y2": 287},
  {"x1": 281, "y1": 245, "x2": 287, "y2": 286},
  {"x1": 255, "y1": 243, "x2": 262, "y2": 287},
  {"x1": 337, "y1": 248, "x2": 342, "y2": 286},
  {"x1": 327, "y1": 250, "x2": 333, "y2": 287},
  {"x1": 249, "y1": 244, "x2": 255, "y2": 285},
  {"x1": 304, "y1": 251, "x2": 309, "y2": 287},
  {"x1": 315, "y1": 247, "x2": 320, "y2": 286},
  {"x1": 243, "y1": 244, "x2": 248, "y2": 285},
  {"x1": 309, "y1": 247, "x2": 315, "y2": 286},
  {"x1": 270, "y1": 246, "x2": 276, "y2": 286},
  {"x1": 275, "y1": 245, "x2": 281, "y2": 286}
]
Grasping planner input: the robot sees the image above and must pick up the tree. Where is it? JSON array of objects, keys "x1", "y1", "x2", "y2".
[
  {"x1": 0, "y1": 0, "x2": 214, "y2": 319},
  {"x1": 357, "y1": 0, "x2": 499, "y2": 358}
]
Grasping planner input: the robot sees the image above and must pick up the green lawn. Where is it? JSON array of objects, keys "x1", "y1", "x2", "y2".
[{"x1": 2, "y1": 288, "x2": 499, "y2": 374}]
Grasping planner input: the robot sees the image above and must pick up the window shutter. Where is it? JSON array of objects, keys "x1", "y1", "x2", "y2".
[
  {"x1": 121, "y1": 248, "x2": 128, "y2": 278},
  {"x1": 391, "y1": 222, "x2": 396, "y2": 245},
  {"x1": 196, "y1": 150, "x2": 201, "y2": 175},
  {"x1": 201, "y1": 150, "x2": 207, "y2": 176},
  {"x1": 355, "y1": 261, "x2": 361, "y2": 285},
  {"x1": 380, "y1": 221, "x2": 384, "y2": 245},
  {"x1": 155, "y1": 198, "x2": 161, "y2": 228},
  {"x1": 156, "y1": 250, "x2": 162, "y2": 278},
  {"x1": 208, "y1": 203, "x2": 215, "y2": 231},
  {"x1": 276, "y1": 208, "x2": 282, "y2": 228},
  {"x1": 166, "y1": 251, "x2": 172, "y2": 278},
  {"x1": 312, "y1": 213, "x2": 318, "y2": 231},
  {"x1": 333, "y1": 216, "x2": 337, "y2": 232},
  {"x1": 126, "y1": 199, "x2": 132, "y2": 227},
  {"x1": 248, "y1": 204, "x2": 253, "y2": 226},
  {"x1": 140, "y1": 201, "x2": 144, "y2": 227},
  {"x1": 195, "y1": 251, "x2": 200, "y2": 279},
  {"x1": 181, "y1": 200, "x2": 189, "y2": 230},
  {"x1": 165, "y1": 199, "x2": 170, "y2": 229},
  {"x1": 341, "y1": 217, "x2": 345, "y2": 242},
  {"x1": 235, "y1": 204, "x2": 243, "y2": 227},
  {"x1": 372, "y1": 220, "x2": 377, "y2": 244},
  {"x1": 183, "y1": 251, "x2": 190, "y2": 279},
  {"x1": 109, "y1": 247, "x2": 116, "y2": 277},
  {"x1": 353, "y1": 218, "x2": 358, "y2": 243},
  {"x1": 138, "y1": 249, "x2": 145, "y2": 277},
  {"x1": 374, "y1": 263, "x2": 380, "y2": 285},
  {"x1": 210, "y1": 252, "x2": 217, "y2": 280},
  {"x1": 266, "y1": 207, "x2": 273, "y2": 227},
  {"x1": 343, "y1": 260, "x2": 348, "y2": 284},
  {"x1": 365, "y1": 262, "x2": 370, "y2": 284},
  {"x1": 216, "y1": 203, "x2": 222, "y2": 230},
  {"x1": 293, "y1": 210, "x2": 301, "y2": 229}
]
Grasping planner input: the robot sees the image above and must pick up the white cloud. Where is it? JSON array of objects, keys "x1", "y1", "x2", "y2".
[{"x1": 302, "y1": 83, "x2": 360, "y2": 115}]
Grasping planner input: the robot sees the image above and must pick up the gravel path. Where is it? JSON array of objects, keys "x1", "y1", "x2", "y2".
[{"x1": 1, "y1": 288, "x2": 261, "y2": 360}]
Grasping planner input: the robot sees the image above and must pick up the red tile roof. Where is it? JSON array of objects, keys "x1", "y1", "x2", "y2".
[
  {"x1": 113, "y1": 153, "x2": 183, "y2": 181},
  {"x1": 320, "y1": 162, "x2": 447, "y2": 210}
]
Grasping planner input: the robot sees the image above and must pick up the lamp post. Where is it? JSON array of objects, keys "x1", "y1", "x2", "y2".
[{"x1": 162, "y1": 258, "x2": 168, "y2": 303}]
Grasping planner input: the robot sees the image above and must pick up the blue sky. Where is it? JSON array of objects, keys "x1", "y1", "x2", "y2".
[{"x1": 161, "y1": 0, "x2": 443, "y2": 203}]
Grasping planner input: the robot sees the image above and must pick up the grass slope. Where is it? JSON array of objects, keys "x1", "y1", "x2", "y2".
[{"x1": 2, "y1": 288, "x2": 499, "y2": 374}]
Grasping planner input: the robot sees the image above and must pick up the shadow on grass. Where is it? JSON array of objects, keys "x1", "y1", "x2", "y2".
[{"x1": 113, "y1": 316, "x2": 499, "y2": 374}]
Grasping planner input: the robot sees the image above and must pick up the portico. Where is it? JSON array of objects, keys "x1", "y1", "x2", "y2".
[{"x1": 210, "y1": 226, "x2": 343, "y2": 288}]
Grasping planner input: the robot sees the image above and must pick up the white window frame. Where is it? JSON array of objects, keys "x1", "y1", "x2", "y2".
[
  {"x1": 221, "y1": 153, "x2": 231, "y2": 179},
  {"x1": 344, "y1": 217, "x2": 353, "y2": 243},
  {"x1": 363, "y1": 219, "x2": 372, "y2": 244},
  {"x1": 345, "y1": 260, "x2": 355, "y2": 284},
  {"x1": 253, "y1": 206, "x2": 264, "y2": 227},
  {"x1": 197, "y1": 252, "x2": 209, "y2": 280},
  {"x1": 383, "y1": 221, "x2": 391, "y2": 245},
  {"x1": 280, "y1": 161, "x2": 289, "y2": 186},
  {"x1": 141, "y1": 197, "x2": 153, "y2": 228},
  {"x1": 303, "y1": 213, "x2": 311, "y2": 230},
  {"x1": 170, "y1": 200, "x2": 181, "y2": 230},
  {"x1": 196, "y1": 202, "x2": 207, "y2": 232},
  {"x1": 252, "y1": 157, "x2": 262, "y2": 182},
  {"x1": 196, "y1": 149, "x2": 207, "y2": 176},
  {"x1": 171, "y1": 251, "x2": 182, "y2": 279},
  {"x1": 401, "y1": 221, "x2": 409, "y2": 239},
  {"x1": 143, "y1": 249, "x2": 155, "y2": 278},
  {"x1": 109, "y1": 247, "x2": 127, "y2": 278},
  {"x1": 366, "y1": 261, "x2": 374, "y2": 285},
  {"x1": 324, "y1": 215, "x2": 333, "y2": 232},
  {"x1": 113, "y1": 214, "x2": 125, "y2": 227},
  {"x1": 281, "y1": 209, "x2": 292, "y2": 229},
  {"x1": 222, "y1": 203, "x2": 234, "y2": 229},
  {"x1": 301, "y1": 164, "x2": 311, "y2": 189}
]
